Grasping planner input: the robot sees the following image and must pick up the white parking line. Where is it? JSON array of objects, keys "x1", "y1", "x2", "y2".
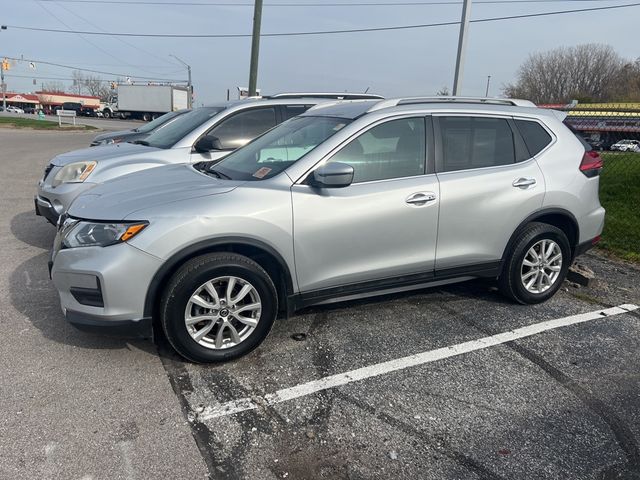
[{"x1": 198, "y1": 304, "x2": 638, "y2": 421}]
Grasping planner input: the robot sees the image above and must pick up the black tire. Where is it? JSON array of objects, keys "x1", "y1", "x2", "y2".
[
  {"x1": 103, "y1": 110, "x2": 111, "y2": 119},
  {"x1": 160, "y1": 253, "x2": 278, "y2": 363},
  {"x1": 142, "y1": 113, "x2": 151, "y2": 122},
  {"x1": 499, "y1": 222, "x2": 571, "y2": 304}
]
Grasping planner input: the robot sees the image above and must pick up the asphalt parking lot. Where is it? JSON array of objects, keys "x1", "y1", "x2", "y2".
[{"x1": 1, "y1": 128, "x2": 639, "y2": 480}]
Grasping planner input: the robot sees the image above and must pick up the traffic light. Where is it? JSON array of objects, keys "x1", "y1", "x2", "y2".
[{"x1": 1, "y1": 58, "x2": 10, "y2": 71}]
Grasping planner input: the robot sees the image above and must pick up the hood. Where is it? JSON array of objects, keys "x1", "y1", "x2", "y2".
[
  {"x1": 51, "y1": 142, "x2": 161, "y2": 166},
  {"x1": 91, "y1": 129, "x2": 140, "y2": 144},
  {"x1": 68, "y1": 163, "x2": 238, "y2": 220}
]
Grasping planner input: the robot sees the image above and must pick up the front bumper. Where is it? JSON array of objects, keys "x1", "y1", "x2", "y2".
[
  {"x1": 51, "y1": 240, "x2": 163, "y2": 339},
  {"x1": 36, "y1": 179, "x2": 97, "y2": 224},
  {"x1": 34, "y1": 195, "x2": 61, "y2": 225}
]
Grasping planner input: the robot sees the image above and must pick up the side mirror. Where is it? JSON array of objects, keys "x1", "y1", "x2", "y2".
[
  {"x1": 312, "y1": 162, "x2": 354, "y2": 188},
  {"x1": 194, "y1": 135, "x2": 223, "y2": 153}
]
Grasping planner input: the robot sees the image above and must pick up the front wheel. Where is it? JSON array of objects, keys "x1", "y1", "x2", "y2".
[
  {"x1": 499, "y1": 222, "x2": 571, "y2": 304},
  {"x1": 160, "y1": 253, "x2": 278, "y2": 363}
]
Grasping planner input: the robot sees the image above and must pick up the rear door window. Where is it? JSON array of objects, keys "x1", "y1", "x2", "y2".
[{"x1": 437, "y1": 116, "x2": 515, "y2": 172}]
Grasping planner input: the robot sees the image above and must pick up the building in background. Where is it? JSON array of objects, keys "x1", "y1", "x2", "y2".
[
  {"x1": 0, "y1": 93, "x2": 40, "y2": 110},
  {"x1": 540, "y1": 102, "x2": 640, "y2": 150},
  {"x1": 35, "y1": 91, "x2": 101, "y2": 114}
]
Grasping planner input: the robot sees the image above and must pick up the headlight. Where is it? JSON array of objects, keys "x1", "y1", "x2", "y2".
[
  {"x1": 100, "y1": 138, "x2": 122, "y2": 145},
  {"x1": 62, "y1": 220, "x2": 148, "y2": 248},
  {"x1": 51, "y1": 161, "x2": 97, "y2": 187}
]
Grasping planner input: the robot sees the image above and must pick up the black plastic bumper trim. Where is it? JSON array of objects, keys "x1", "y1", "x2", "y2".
[
  {"x1": 34, "y1": 196, "x2": 60, "y2": 225},
  {"x1": 66, "y1": 310, "x2": 153, "y2": 339},
  {"x1": 70, "y1": 279, "x2": 104, "y2": 308}
]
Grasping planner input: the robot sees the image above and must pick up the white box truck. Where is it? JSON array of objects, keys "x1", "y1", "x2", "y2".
[{"x1": 102, "y1": 85, "x2": 190, "y2": 121}]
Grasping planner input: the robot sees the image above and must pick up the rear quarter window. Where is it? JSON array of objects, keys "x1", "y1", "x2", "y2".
[{"x1": 515, "y1": 119, "x2": 552, "y2": 157}]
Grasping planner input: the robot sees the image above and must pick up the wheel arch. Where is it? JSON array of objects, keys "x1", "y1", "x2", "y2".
[
  {"x1": 144, "y1": 237, "x2": 295, "y2": 324},
  {"x1": 501, "y1": 208, "x2": 580, "y2": 265}
]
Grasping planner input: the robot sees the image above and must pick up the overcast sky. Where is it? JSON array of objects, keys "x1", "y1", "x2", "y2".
[{"x1": 2, "y1": 0, "x2": 638, "y2": 104}]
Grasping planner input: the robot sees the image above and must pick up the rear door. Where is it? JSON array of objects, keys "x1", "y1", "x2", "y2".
[{"x1": 434, "y1": 115, "x2": 547, "y2": 271}]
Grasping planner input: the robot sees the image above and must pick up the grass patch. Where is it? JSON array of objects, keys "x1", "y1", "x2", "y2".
[
  {"x1": 0, "y1": 117, "x2": 97, "y2": 130},
  {"x1": 598, "y1": 152, "x2": 640, "y2": 262}
]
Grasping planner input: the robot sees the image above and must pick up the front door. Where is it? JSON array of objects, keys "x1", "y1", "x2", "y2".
[
  {"x1": 189, "y1": 106, "x2": 278, "y2": 163},
  {"x1": 292, "y1": 116, "x2": 440, "y2": 292}
]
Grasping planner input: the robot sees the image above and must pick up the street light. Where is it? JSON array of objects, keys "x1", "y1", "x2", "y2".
[{"x1": 169, "y1": 54, "x2": 192, "y2": 108}]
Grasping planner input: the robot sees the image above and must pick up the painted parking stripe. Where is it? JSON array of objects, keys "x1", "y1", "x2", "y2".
[{"x1": 198, "y1": 304, "x2": 638, "y2": 421}]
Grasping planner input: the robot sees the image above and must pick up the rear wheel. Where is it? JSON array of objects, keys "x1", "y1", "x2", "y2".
[
  {"x1": 160, "y1": 253, "x2": 278, "y2": 363},
  {"x1": 499, "y1": 222, "x2": 571, "y2": 304},
  {"x1": 142, "y1": 113, "x2": 151, "y2": 122}
]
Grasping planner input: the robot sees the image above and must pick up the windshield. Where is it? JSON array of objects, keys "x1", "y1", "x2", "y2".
[
  {"x1": 209, "y1": 116, "x2": 350, "y2": 181},
  {"x1": 136, "y1": 110, "x2": 187, "y2": 134},
  {"x1": 144, "y1": 106, "x2": 225, "y2": 149}
]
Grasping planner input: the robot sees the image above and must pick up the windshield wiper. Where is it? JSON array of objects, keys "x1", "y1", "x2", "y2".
[
  {"x1": 207, "y1": 168, "x2": 232, "y2": 180},
  {"x1": 131, "y1": 139, "x2": 150, "y2": 146}
]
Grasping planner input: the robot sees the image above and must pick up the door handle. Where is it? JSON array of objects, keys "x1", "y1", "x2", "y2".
[
  {"x1": 512, "y1": 177, "x2": 537, "y2": 188},
  {"x1": 406, "y1": 192, "x2": 437, "y2": 206}
]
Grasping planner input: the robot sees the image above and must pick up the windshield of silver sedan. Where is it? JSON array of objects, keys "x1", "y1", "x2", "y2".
[{"x1": 207, "y1": 116, "x2": 350, "y2": 181}]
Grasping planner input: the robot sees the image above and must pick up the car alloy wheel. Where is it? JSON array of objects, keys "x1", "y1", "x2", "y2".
[
  {"x1": 520, "y1": 239, "x2": 563, "y2": 294},
  {"x1": 184, "y1": 276, "x2": 262, "y2": 350}
]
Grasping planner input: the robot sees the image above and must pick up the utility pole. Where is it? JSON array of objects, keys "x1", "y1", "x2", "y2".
[
  {"x1": 169, "y1": 54, "x2": 192, "y2": 108},
  {"x1": 485, "y1": 75, "x2": 491, "y2": 97},
  {"x1": 1, "y1": 64, "x2": 6, "y2": 111},
  {"x1": 0, "y1": 27, "x2": 6, "y2": 110},
  {"x1": 452, "y1": 0, "x2": 472, "y2": 96},
  {"x1": 248, "y1": 0, "x2": 263, "y2": 97}
]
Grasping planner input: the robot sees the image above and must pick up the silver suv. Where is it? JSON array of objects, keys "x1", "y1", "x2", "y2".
[
  {"x1": 49, "y1": 97, "x2": 605, "y2": 363},
  {"x1": 35, "y1": 94, "x2": 382, "y2": 224}
]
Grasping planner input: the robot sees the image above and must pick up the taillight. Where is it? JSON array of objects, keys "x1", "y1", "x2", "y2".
[{"x1": 580, "y1": 150, "x2": 603, "y2": 177}]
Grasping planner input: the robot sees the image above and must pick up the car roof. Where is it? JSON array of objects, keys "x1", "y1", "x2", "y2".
[
  {"x1": 303, "y1": 97, "x2": 561, "y2": 121},
  {"x1": 203, "y1": 95, "x2": 383, "y2": 110}
]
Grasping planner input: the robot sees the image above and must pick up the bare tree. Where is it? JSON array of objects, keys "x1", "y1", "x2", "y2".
[
  {"x1": 503, "y1": 44, "x2": 624, "y2": 104},
  {"x1": 40, "y1": 81, "x2": 66, "y2": 93},
  {"x1": 608, "y1": 58, "x2": 640, "y2": 102}
]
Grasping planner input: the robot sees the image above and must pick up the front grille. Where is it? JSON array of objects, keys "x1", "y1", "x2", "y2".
[{"x1": 43, "y1": 163, "x2": 54, "y2": 181}]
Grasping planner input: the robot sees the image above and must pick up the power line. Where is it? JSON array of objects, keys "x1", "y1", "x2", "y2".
[
  {"x1": 0, "y1": 55, "x2": 187, "y2": 81},
  {"x1": 36, "y1": 0, "x2": 171, "y2": 77},
  {"x1": 52, "y1": 0, "x2": 181, "y2": 71},
  {"x1": 6, "y1": 2, "x2": 640, "y2": 37},
  {"x1": 6, "y1": 73, "x2": 113, "y2": 82},
  {"x1": 31, "y1": 0, "x2": 633, "y2": 5}
]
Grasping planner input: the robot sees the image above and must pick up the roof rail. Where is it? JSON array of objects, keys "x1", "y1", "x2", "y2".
[
  {"x1": 367, "y1": 96, "x2": 536, "y2": 112},
  {"x1": 268, "y1": 92, "x2": 384, "y2": 100}
]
